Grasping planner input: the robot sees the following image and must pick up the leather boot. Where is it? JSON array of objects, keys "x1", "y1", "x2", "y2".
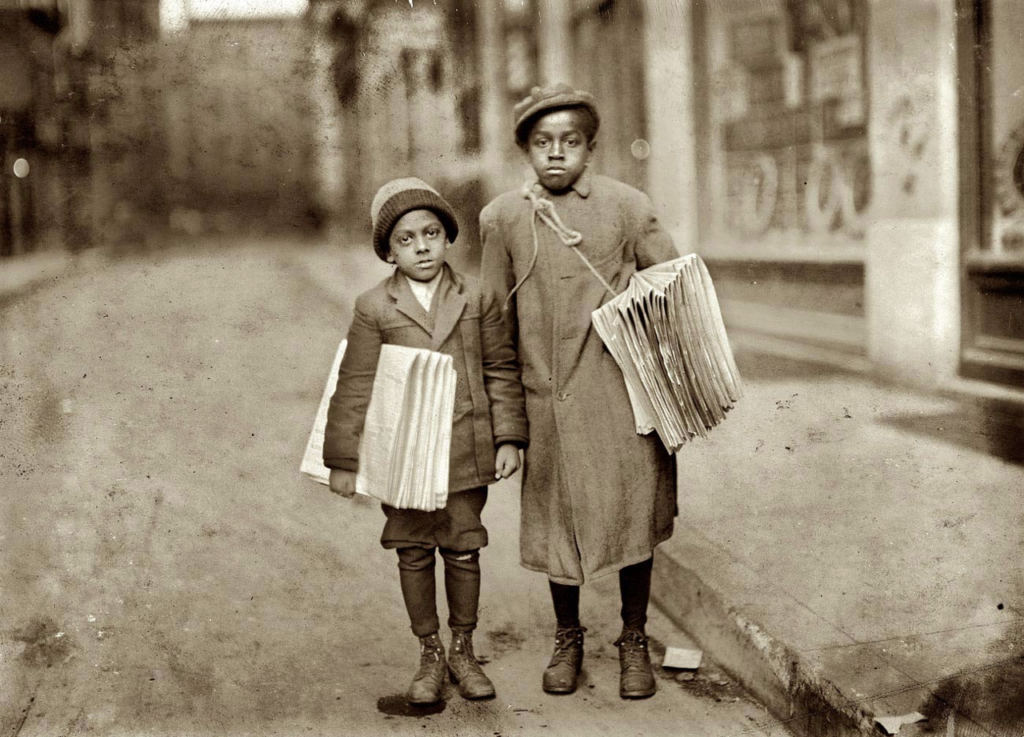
[
  {"x1": 616, "y1": 629, "x2": 656, "y2": 699},
  {"x1": 407, "y1": 633, "x2": 446, "y2": 704},
  {"x1": 447, "y1": 631, "x2": 495, "y2": 700},
  {"x1": 542, "y1": 625, "x2": 586, "y2": 694}
]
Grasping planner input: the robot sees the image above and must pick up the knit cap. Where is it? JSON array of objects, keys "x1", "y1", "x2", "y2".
[
  {"x1": 513, "y1": 83, "x2": 600, "y2": 145},
  {"x1": 370, "y1": 177, "x2": 459, "y2": 262}
]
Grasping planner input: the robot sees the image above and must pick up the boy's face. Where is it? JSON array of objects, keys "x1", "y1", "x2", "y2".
[
  {"x1": 386, "y1": 209, "x2": 448, "y2": 282},
  {"x1": 526, "y1": 108, "x2": 595, "y2": 193}
]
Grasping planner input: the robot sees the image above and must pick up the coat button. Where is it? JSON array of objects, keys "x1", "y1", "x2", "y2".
[{"x1": 556, "y1": 391, "x2": 568, "y2": 402}]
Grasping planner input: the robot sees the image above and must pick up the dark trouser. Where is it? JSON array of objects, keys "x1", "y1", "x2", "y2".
[
  {"x1": 381, "y1": 488, "x2": 488, "y2": 638},
  {"x1": 397, "y1": 546, "x2": 481, "y2": 638},
  {"x1": 548, "y1": 557, "x2": 653, "y2": 632}
]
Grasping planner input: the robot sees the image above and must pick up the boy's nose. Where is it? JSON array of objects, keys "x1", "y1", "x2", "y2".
[
  {"x1": 415, "y1": 237, "x2": 430, "y2": 252},
  {"x1": 550, "y1": 141, "x2": 564, "y2": 158}
]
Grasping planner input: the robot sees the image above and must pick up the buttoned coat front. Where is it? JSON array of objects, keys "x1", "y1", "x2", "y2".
[
  {"x1": 479, "y1": 170, "x2": 678, "y2": 585},
  {"x1": 323, "y1": 265, "x2": 528, "y2": 495}
]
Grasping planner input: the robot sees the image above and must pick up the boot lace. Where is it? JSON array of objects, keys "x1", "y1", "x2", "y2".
[
  {"x1": 616, "y1": 630, "x2": 649, "y2": 671},
  {"x1": 549, "y1": 626, "x2": 585, "y2": 666},
  {"x1": 418, "y1": 636, "x2": 443, "y2": 669}
]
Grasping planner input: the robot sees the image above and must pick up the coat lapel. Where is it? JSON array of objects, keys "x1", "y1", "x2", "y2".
[
  {"x1": 429, "y1": 266, "x2": 466, "y2": 351},
  {"x1": 387, "y1": 272, "x2": 433, "y2": 336}
]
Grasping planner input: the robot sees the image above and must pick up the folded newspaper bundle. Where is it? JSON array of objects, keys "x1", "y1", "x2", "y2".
[
  {"x1": 300, "y1": 339, "x2": 349, "y2": 487},
  {"x1": 300, "y1": 342, "x2": 457, "y2": 511},
  {"x1": 591, "y1": 254, "x2": 743, "y2": 453}
]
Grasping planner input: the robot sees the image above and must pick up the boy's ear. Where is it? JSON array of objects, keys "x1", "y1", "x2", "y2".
[{"x1": 587, "y1": 136, "x2": 598, "y2": 152}]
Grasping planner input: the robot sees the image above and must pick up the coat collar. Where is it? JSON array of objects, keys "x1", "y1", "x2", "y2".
[
  {"x1": 571, "y1": 166, "x2": 593, "y2": 198},
  {"x1": 532, "y1": 165, "x2": 592, "y2": 199},
  {"x1": 386, "y1": 264, "x2": 466, "y2": 349}
]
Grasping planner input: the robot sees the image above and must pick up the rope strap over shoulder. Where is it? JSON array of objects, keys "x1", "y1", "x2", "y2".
[
  {"x1": 522, "y1": 184, "x2": 583, "y2": 247},
  {"x1": 503, "y1": 183, "x2": 618, "y2": 311}
]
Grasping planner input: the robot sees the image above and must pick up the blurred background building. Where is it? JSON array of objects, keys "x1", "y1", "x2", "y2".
[{"x1": 1, "y1": 0, "x2": 1022, "y2": 395}]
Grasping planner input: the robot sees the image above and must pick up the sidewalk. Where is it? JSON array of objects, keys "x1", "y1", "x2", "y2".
[{"x1": 654, "y1": 350, "x2": 1024, "y2": 736}]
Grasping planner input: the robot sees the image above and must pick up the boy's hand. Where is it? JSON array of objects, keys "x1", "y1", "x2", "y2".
[
  {"x1": 494, "y1": 443, "x2": 521, "y2": 480},
  {"x1": 329, "y1": 469, "x2": 357, "y2": 498}
]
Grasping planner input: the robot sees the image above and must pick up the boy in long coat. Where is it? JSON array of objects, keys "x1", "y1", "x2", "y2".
[
  {"x1": 479, "y1": 84, "x2": 678, "y2": 700},
  {"x1": 325, "y1": 178, "x2": 528, "y2": 705}
]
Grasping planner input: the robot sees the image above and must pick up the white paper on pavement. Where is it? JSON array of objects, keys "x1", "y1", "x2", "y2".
[
  {"x1": 661, "y1": 647, "x2": 704, "y2": 670},
  {"x1": 875, "y1": 712, "x2": 926, "y2": 735}
]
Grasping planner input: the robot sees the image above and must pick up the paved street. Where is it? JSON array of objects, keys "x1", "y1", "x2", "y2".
[{"x1": 0, "y1": 241, "x2": 782, "y2": 737}]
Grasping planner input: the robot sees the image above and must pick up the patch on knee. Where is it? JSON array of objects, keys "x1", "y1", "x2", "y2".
[{"x1": 451, "y1": 553, "x2": 473, "y2": 561}]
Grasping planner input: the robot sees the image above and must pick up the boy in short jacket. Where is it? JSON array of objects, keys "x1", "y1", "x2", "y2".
[
  {"x1": 324, "y1": 178, "x2": 528, "y2": 705},
  {"x1": 480, "y1": 84, "x2": 679, "y2": 700}
]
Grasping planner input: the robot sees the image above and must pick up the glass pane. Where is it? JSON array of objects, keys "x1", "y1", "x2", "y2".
[
  {"x1": 986, "y1": 0, "x2": 1024, "y2": 254},
  {"x1": 702, "y1": 0, "x2": 870, "y2": 247}
]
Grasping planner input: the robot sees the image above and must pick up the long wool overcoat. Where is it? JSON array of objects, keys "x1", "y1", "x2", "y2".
[{"x1": 479, "y1": 169, "x2": 678, "y2": 585}]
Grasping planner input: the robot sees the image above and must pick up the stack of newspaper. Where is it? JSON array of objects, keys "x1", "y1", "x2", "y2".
[
  {"x1": 300, "y1": 342, "x2": 457, "y2": 511},
  {"x1": 591, "y1": 254, "x2": 742, "y2": 453}
]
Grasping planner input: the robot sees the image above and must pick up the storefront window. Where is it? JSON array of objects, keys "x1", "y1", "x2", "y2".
[
  {"x1": 698, "y1": 0, "x2": 870, "y2": 250},
  {"x1": 980, "y1": 1, "x2": 1024, "y2": 257}
]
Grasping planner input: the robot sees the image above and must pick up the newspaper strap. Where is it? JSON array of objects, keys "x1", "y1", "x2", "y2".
[{"x1": 504, "y1": 182, "x2": 618, "y2": 311}]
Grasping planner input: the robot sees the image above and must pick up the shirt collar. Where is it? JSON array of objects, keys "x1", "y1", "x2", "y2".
[
  {"x1": 404, "y1": 266, "x2": 444, "y2": 301},
  {"x1": 405, "y1": 268, "x2": 443, "y2": 291}
]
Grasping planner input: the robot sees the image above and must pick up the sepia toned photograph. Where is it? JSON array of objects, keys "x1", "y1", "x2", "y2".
[{"x1": 2, "y1": 1, "x2": 1022, "y2": 735}]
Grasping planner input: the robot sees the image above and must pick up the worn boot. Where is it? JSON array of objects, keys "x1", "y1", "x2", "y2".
[
  {"x1": 407, "y1": 633, "x2": 446, "y2": 704},
  {"x1": 616, "y1": 629, "x2": 656, "y2": 699},
  {"x1": 542, "y1": 626, "x2": 586, "y2": 694},
  {"x1": 447, "y1": 631, "x2": 495, "y2": 700}
]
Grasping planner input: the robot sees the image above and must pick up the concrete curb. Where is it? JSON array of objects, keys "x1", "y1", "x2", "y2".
[
  {"x1": 0, "y1": 247, "x2": 117, "y2": 305},
  {"x1": 0, "y1": 251, "x2": 73, "y2": 303},
  {"x1": 652, "y1": 547, "x2": 878, "y2": 737}
]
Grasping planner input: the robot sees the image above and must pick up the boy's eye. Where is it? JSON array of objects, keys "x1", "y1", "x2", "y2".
[
  {"x1": 427, "y1": 228, "x2": 441, "y2": 238},
  {"x1": 533, "y1": 138, "x2": 549, "y2": 147},
  {"x1": 566, "y1": 138, "x2": 579, "y2": 147}
]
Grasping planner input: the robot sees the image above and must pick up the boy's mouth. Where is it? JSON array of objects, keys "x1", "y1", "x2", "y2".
[{"x1": 545, "y1": 167, "x2": 566, "y2": 175}]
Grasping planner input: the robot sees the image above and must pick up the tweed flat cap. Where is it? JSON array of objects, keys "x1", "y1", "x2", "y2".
[
  {"x1": 513, "y1": 83, "x2": 600, "y2": 144},
  {"x1": 370, "y1": 177, "x2": 459, "y2": 262}
]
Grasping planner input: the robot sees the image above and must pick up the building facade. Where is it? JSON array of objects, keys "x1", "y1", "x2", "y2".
[
  {"x1": 160, "y1": 17, "x2": 319, "y2": 233},
  {"x1": 656, "y1": 0, "x2": 1023, "y2": 394},
  {"x1": 5, "y1": 0, "x2": 1020, "y2": 395},
  {"x1": 311, "y1": 0, "x2": 1022, "y2": 393},
  {"x1": 0, "y1": 0, "x2": 98, "y2": 256},
  {"x1": 1, "y1": 0, "x2": 321, "y2": 254},
  {"x1": 325, "y1": 0, "x2": 1017, "y2": 394}
]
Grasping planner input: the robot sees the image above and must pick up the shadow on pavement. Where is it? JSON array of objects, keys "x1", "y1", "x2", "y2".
[{"x1": 878, "y1": 401, "x2": 1024, "y2": 467}]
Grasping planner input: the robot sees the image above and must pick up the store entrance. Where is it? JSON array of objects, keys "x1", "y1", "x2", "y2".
[{"x1": 959, "y1": 0, "x2": 1024, "y2": 388}]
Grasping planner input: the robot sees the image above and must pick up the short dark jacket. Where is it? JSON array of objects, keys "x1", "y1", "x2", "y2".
[{"x1": 323, "y1": 265, "x2": 529, "y2": 493}]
